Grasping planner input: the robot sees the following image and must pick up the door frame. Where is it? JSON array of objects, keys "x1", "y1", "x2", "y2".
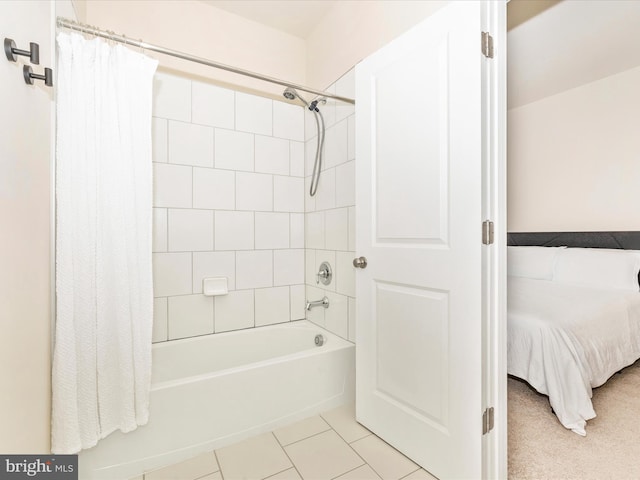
[{"x1": 481, "y1": 1, "x2": 507, "y2": 479}]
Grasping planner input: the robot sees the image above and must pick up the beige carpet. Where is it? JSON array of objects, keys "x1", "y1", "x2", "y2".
[{"x1": 508, "y1": 359, "x2": 640, "y2": 479}]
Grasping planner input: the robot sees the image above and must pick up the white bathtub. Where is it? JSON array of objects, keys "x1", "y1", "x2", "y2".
[{"x1": 78, "y1": 320, "x2": 355, "y2": 479}]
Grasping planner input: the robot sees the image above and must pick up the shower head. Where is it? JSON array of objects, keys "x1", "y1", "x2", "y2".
[
  {"x1": 283, "y1": 87, "x2": 297, "y2": 101},
  {"x1": 282, "y1": 87, "x2": 310, "y2": 108}
]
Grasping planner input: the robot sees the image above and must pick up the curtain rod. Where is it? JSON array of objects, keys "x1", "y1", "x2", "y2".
[{"x1": 56, "y1": 17, "x2": 355, "y2": 105}]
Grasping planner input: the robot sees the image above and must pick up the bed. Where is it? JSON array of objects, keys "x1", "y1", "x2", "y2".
[{"x1": 507, "y1": 232, "x2": 640, "y2": 435}]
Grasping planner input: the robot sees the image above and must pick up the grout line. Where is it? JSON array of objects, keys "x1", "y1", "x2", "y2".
[
  {"x1": 398, "y1": 467, "x2": 423, "y2": 480},
  {"x1": 213, "y1": 450, "x2": 225, "y2": 480},
  {"x1": 268, "y1": 432, "x2": 303, "y2": 480}
]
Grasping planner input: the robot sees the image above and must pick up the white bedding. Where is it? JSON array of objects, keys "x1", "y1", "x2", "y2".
[{"x1": 508, "y1": 277, "x2": 640, "y2": 435}]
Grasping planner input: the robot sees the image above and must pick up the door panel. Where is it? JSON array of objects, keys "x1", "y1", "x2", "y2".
[{"x1": 355, "y1": 2, "x2": 484, "y2": 478}]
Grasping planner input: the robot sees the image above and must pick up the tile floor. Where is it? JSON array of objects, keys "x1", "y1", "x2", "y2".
[{"x1": 132, "y1": 404, "x2": 437, "y2": 480}]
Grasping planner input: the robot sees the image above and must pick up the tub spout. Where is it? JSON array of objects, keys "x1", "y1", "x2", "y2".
[{"x1": 306, "y1": 296, "x2": 329, "y2": 311}]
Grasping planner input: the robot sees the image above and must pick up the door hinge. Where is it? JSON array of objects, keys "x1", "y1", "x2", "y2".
[
  {"x1": 482, "y1": 407, "x2": 495, "y2": 435},
  {"x1": 482, "y1": 32, "x2": 494, "y2": 58},
  {"x1": 482, "y1": 220, "x2": 494, "y2": 245}
]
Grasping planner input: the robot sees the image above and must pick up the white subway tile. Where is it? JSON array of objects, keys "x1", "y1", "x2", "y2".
[
  {"x1": 315, "y1": 167, "x2": 336, "y2": 211},
  {"x1": 193, "y1": 252, "x2": 236, "y2": 293},
  {"x1": 255, "y1": 213, "x2": 289, "y2": 249},
  {"x1": 274, "y1": 176, "x2": 304, "y2": 213},
  {"x1": 347, "y1": 115, "x2": 355, "y2": 161},
  {"x1": 192, "y1": 81, "x2": 235, "y2": 129},
  {"x1": 153, "y1": 163, "x2": 192, "y2": 208},
  {"x1": 348, "y1": 297, "x2": 356, "y2": 342},
  {"x1": 193, "y1": 167, "x2": 235, "y2": 210},
  {"x1": 325, "y1": 208, "x2": 349, "y2": 251},
  {"x1": 324, "y1": 119, "x2": 348, "y2": 170},
  {"x1": 215, "y1": 129, "x2": 254, "y2": 172},
  {"x1": 193, "y1": 251, "x2": 236, "y2": 294},
  {"x1": 152, "y1": 118, "x2": 168, "y2": 163},
  {"x1": 305, "y1": 249, "x2": 316, "y2": 285},
  {"x1": 255, "y1": 286, "x2": 290, "y2": 327},
  {"x1": 153, "y1": 72, "x2": 191, "y2": 122},
  {"x1": 152, "y1": 297, "x2": 168, "y2": 343},
  {"x1": 348, "y1": 206, "x2": 356, "y2": 251},
  {"x1": 305, "y1": 285, "x2": 326, "y2": 327},
  {"x1": 290, "y1": 213, "x2": 304, "y2": 248},
  {"x1": 325, "y1": 292, "x2": 349, "y2": 339},
  {"x1": 335, "y1": 69, "x2": 356, "y2": 123},
  {"x1": 336, "y1": 251, "x2": 355, "y2": 297},
  {"x1": 274, "y1": 249, "x2": 304, "y2": 286},
  {"x1": 168, "y1": 209, "x2": 214, "y2": 252},
  {"x1": 289, "y1": 141, "x2": 304, "y2": 177},
  {"x1": 168, "y1": 294, "x2": 214, "y2": 340},
  {"x1": 236, "y1": 92, "x2": 272, "y2": 135},
  {"x1": 153, "y1": 252, "x2": 192, "y2": 297},
  {"x1": 273, "y1": 101, "x2": 304, "y2": 141},
  {"x1": 236, "y1": 250, "x2": 273, "y2": 289},
  {"x1": 304, "y1": 108, "x2": 316, "y2": 142},
  {"x1": 335, "y1": 161, "x2": 355, "y2": 208},
  {"x1": 215, "y1": 290, "x2": 254, "y2": 332},
  {"x1": 315, "y1": 250, "x2": 337, "y2": 292},
  {"x1": 236, "y1": 172, "x2": 273, "y2": 211},
  {"x1": 214, "y1": 211, "x2": 254, "y2": 251},
  {"x1": 304, "y1": 176, "x2": 315, "y2": 213},
  {"x1": 290, "y1": 285, "x2": 306, "y2": 321},
  {"x1": 305, "y1": 211, "x2": 325, "y2": 249},
  {"x1": 153, "y1": 208, "x2": 167, "y2": 252},
  {"x1": 304, "y1": 136, "x2": 317, "y2": 178},
  {"x1": 255, "y1": 135, "x2": 289, "y2": 176},
  {"x1": 168, "y1": 121, "x2": 214, "y2": 168}
]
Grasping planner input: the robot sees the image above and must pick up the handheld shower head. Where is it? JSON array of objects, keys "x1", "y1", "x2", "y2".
[
  {"x1": 283, "y1": 87, "x2": 297, "y2": 101},
  {"x1": 282, "y1": 87, "x2": 310, "y2": 108}
]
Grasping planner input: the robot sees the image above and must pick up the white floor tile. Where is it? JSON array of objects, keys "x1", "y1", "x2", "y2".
[
  {"x1": 216, "y1": 432, "x2": 291, "y2": 480},
  {"x1": 145, "y1": 451, "x2": 218, "y2": 480},
  {"x1": 335, "y1": 464, "x2": 383, "y2": 480},
  {"x1": 350, "y1": 435, "x2": 418, "y2": 480},
  {"x1": 196, "y1": 472, "x2": 222, "y2": 480},
  {"x1": 284, "y1": 430, "x2": 364, "y2": 480},
  {"x1": 320, "y1": 404, "x2": 370, "y2": 443},
  {"x1": 264, "y1": 467, "x2": 302, "y2": 480},
  {"x1": 273, "y1": 415, "x2": 331, "y2": 446}
]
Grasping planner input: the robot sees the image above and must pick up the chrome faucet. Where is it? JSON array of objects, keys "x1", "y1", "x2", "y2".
[{"x1": 306, "y1": 296, "x2": 329, "y2": 311}]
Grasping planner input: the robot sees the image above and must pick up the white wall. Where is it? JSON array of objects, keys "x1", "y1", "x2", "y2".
[
  {"x1": 508, "y1": 66, "x2": 640, "y2": 232},
  {"x1": 0, "y1": 0, "x2": 54, "y2": 453},
  {"x1": 305, "y1": 0, "x2": 446, "y2": 89},
  {"x1": 151, "y1": 73, "x2": 307, "y2": 341},
  {"x1": 84, "y1": 1, "x2": 306, "y2": 100}
]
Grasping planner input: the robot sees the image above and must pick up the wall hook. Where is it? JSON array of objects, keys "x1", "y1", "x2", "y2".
[
  {"x1": 23, "y1": 65, "x2": 53, "y2": 87},
  {"x1": 4, "y1": 38, "x2": 39, "y2": 64}
]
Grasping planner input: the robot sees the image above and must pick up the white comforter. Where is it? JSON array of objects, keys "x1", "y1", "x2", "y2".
[{"x1": 508, "y1": 277, "x2": 640, "y2": 435}]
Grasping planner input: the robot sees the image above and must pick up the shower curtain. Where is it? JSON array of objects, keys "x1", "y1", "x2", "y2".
[{"x1": 52, "y1": 32, "x2": 158, "y2": 454}]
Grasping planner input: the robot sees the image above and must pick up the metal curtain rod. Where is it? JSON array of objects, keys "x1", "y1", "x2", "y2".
[{"x1": 56, "y1": 17, "x2": 355, "y2": 105}]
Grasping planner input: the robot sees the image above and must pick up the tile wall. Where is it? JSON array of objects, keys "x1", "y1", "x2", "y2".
[
  {"x1": 304, "y1": 69, "x2": 357, "y2": 342},
  {"x1": 151, "y1": 72, "x2": 307, "y2": 342}
]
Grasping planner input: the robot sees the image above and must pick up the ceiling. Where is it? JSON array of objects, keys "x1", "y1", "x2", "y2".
[
  {"x1": 200, "y1": 0, "x2": 338, "y2": 39},
  {"x1": 200, "y1": 1, "x2": 640, "y2": 109},
  {"x1": 508, "y1": 0, "x2": 640, "y2": 108}
]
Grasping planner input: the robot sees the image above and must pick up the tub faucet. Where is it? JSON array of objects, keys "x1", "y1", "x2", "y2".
[{"x1": 306, "y1": 296, "x2": 329, "y2": 311}]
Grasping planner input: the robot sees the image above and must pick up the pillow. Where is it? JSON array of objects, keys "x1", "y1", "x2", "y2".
[
  {"x1": 553, "y1": 248, "x2": 640, "y2": 292},
  {"x1": 507, "y1": 246, "x2": 566, "y2": 280}
]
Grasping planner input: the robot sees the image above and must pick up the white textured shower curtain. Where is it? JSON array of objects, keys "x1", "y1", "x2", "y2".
[{"x1": 52, "y1": 32, "x2": 158, "y2": 454}]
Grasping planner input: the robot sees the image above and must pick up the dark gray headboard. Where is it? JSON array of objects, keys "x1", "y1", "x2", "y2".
[{"x1": 507, "y1": 231, "x2": 640, "y2": 285}]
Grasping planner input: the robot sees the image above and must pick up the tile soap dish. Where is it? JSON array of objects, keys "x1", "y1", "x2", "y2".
[{"x1": 203, "y1": 277, "x2": 228, "y2": 296}]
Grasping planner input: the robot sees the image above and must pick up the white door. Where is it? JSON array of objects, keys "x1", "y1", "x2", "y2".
[{"x1": 355, "y1": 2, "x2": 491, "y2": 478}]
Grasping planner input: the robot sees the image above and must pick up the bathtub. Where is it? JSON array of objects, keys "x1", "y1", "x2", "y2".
[{"x1": 78, "y1": 320, "x2": 355, "y2": 479}]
